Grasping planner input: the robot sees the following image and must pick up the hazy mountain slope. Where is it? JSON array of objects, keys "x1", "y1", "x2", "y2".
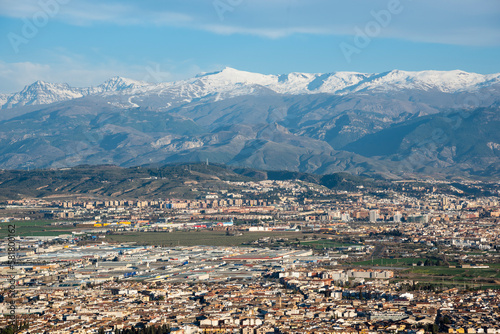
[{"x1": 344, "y1": 107, "x2": 500, "y2": 177}]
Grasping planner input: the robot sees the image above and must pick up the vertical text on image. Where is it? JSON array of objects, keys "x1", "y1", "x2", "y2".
[{"x1": 7, "y1": 224, "x2": 17, "y2": 322}]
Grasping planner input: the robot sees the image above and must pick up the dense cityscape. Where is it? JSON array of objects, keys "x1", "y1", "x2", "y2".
[
  {"x1": 1, "y1": 0, "x2": 499, "y2": 333},
  {"x1": 1, "y1": 177, "x2": 499, "y2": 333}
]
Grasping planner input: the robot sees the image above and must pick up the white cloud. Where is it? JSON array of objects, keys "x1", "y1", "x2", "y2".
[
  {"x1": 0, "y1": 55, "x2": 208, "y2": 93},
  {"x1": 0, "y1": 1, "x2": 193, "y2": 26},
  {"x1": 0, "y1": 0, "x2": 498, "y2": 46},
  {"x1": 0, "y1": 61, "x2": 52, "y2": 93},
  {"x1": 201, "y1": 24, "x2": 334, "y2": 39}
]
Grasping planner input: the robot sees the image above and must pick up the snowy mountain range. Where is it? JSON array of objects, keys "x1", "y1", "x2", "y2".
[
  {"x1": 1, "y1": 77, "x2": 146, "y2": 109},
  {"x1": 2, "y1": 68, "x2": 500, "y2": 110},
  {"x1": 0, "y1": 68, "x2": 499, "y2": 179}
]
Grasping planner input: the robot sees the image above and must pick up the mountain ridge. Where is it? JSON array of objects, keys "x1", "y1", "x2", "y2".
[
  {"x1": 0, "y1": 68, "x2": 499, "y2": 179},
  {"x1": 2, "y1": 68, "x2": 499, "y2": 110}
]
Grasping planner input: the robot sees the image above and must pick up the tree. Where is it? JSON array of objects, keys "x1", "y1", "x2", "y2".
[{"x1": 1, "y1": 326, "x2": 15, "y2": 334}]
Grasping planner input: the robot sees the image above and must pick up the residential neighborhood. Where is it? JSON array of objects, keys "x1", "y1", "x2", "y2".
[{"x1": 1, "y1": 178, "x2": 500, "y2": 333}]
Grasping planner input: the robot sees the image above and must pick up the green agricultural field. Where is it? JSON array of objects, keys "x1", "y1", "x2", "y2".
[
  {"x1": 408, "y1": 266, "x2": 500, "y2": 279},
  {"x1": 392, "y1": 265, "x2": 500, "y2": 290},
  {"x1": 405, "y1": 281, "x2": 500, "y2": 290},
  {"x1": 0, "y1": 220, "x2": 78, "y2": 237},
  {"x1": 1, "y1": 220, "x2": 55, "y2": 227},
  {"x1": 300, "y1": 239, "x2": 360, "y2": 249},
  {"x1": 409, "y1": 266, "x2": 468, "y2": 276},
  {"x1": 106, "y1": 231, "x2": 306, "y2": 247}
]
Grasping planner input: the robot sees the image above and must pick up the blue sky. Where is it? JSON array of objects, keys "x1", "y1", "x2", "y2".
[{"x1": 0, "y1": 0, "x2": 499, "y2": 93}]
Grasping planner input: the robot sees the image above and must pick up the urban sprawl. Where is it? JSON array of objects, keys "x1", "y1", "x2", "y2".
[{"x1": 1, "y1": 179, "x2": 500, "y2": 333}]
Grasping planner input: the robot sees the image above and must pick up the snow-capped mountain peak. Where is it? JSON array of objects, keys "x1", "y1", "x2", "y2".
[
  {"x1": 0, "y1": 76, "x2": 150, "y2": 109},
  {"x1": 98, "y1": 76, "x2": 147, "y2": 91},
  {"x1": 195, "y1": 67, "x2": 275, "y2": 86},
  {"x1": 353, "y1": 69, "x2": 498, "y2": 93},
  {"x1": 1, "y1": 68, "x2": 499, "y2": 110},
  {"x1": 2, "y1": 80, "x2": 83, "y2": 109}
]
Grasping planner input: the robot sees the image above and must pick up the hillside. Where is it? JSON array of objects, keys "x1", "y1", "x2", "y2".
[{"x1": 0, "y1": 164, "x2": 383, "y2": 200}]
